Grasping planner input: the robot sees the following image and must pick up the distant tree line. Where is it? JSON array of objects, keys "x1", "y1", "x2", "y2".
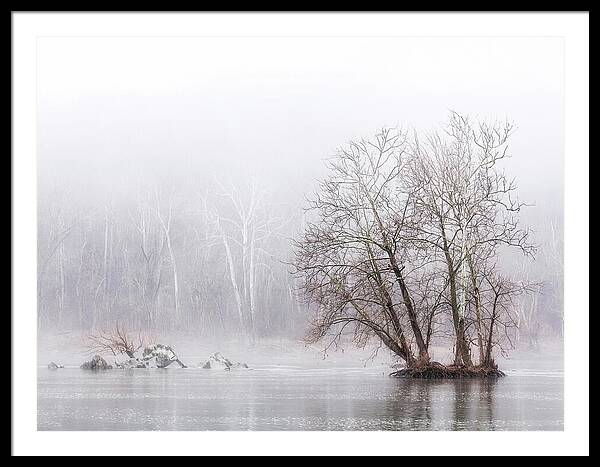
[{"x1": 37, "y1": 178, "x2": 304, "y2": 339}]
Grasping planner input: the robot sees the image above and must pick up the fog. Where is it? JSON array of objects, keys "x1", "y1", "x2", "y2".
[{"x1": 37, "y1": 36, "x2": 564, "y2": 344}]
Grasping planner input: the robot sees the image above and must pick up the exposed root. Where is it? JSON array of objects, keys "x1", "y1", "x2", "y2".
[{"x1": 390, "y1": 361, "x2": 505, "y2": 379}]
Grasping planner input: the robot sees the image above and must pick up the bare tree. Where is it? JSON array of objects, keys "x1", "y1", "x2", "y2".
[
  {"x1": 294, "y1": 128, "x2": 431, "y2": 367},
  {"x1": 206, "y1": 180, "x2": 287, "y2": 340},
  {"x1": 152, "y1": 187, "x2": 181, "y2": 324},
  {"x1": 87, "y1": 321, "x2": 149, "y2": 358},
  {"x1": 477, "y1": 272, "x2": 535, "y2": 366},
  {"x1": 37, "y1": 185, "x2": 81, "y2": 329},
  {"x1": 295, "y1": 113, "x2": 538, "y2": 375},
  {"x1": 404, "y1": 112, "x2": 534, "y2": 367},
  {"x1": 128, "y1": 192, "x2": 166, "y2": 328}
]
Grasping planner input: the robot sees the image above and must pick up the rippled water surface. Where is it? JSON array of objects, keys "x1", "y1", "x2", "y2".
[{"x1": 38, "y1": 362, "x2": 563, "y2": 431}]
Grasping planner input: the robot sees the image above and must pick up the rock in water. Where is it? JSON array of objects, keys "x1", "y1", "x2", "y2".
[
  {"x1": 141, "y1": 344, "x2": 186, "y2": 368},
  {"x1": 80, "y1": 355, "x2": 112, "y2": 370},
  {"x1": 114, "y1": 358, "x2": 147, "y2": 369},
  {"x1": 200, "y1": 352, "x2": 249, "y2": 370},
  {"x1": 47, "y1": 362, "x2": 63, "y2": 370},
  {"x1": 111, "y1": 344, "x2": 187, "y2": 369}
]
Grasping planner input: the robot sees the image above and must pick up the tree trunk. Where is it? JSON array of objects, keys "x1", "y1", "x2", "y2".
[
  {"x1": 58, "y1": 241, "x2": 65, "y2": 325},
  {"x1": 484, "y1": 295, "x2": 499, "y2": 367},
  {"x1": 349, "y1": 299, "x2": 415, "y2": 366},
  {"x1": 165, "y1": 232, "x2": 180, "y2": 321},
  {"x1": 360, "y1": 190, "x2": 428, "y2": 366},
  {"x1": 387, "y1": 253, "x2": 429, "y2": 365},
  {"x1": 467, "y1": 256, "x2": 485, "y2": 365},
  {"x1": 440, "y1": 223, "x2": 473, "y2": 368},
  {"x1": 219, "y1": 222, "x2": 245, "y2": 331},
  {"x1": 363, "y1": 243, "x2": 417, "y2": 366}
]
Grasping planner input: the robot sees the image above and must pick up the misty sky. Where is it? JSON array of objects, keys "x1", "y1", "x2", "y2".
[{"x1": 37, "y1": 36, "x2": 564, "y2": 224}]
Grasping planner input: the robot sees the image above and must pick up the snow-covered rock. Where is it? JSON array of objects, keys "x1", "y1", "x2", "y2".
[
  {"x1": 113, "y1": 344, "x2": 187, "y2": 369},
  {"x1": 114, "y1": 358, "x2": 147, "y2": 369},
  {"x1": 200, "y1": 352, "x2": 249, "y2": 370},
  {"x1": 143, "y1": 344, "x2": 176, "y2": 368},
  {"x1": 47, "y1": 361, "x2": 64, "y2": 370},
  {"x1": 80, "y1": 355, "x2": 112, "y2": 370}
]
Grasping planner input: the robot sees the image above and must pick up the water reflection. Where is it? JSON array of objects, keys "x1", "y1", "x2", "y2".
[
  {"x1": 451, "y1": 378, "x2": 497, "y2": 431},
  {"x1": 38, "y1": 367, "x2": 561, "y2": 431},
  {"x1": 385, "y1": 377, "x2": 498, "y2": 431}
]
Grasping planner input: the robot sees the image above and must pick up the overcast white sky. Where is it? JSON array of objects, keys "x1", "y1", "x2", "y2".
[{"x1": 37, "y1": 36, "x2": 564, "y2": 221}]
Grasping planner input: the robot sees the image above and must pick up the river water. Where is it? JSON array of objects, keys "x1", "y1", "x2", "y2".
[{"x1": 38, "y1": 356, "x2": 563, "y2": 431}]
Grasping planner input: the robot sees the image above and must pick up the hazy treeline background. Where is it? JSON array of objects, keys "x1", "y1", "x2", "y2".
[
  {"x1": 38, "y1": 169, "x2": 308, "y2": 338},
  {"x1": 37, "y1": 152, "x2": 563, "y2": 345},
  {"x1": 37, "y1": 36, "x2": 564, "y2": 346}
]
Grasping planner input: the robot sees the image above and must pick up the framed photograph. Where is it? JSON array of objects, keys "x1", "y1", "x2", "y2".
[{"x1": 12, "y1": 11, "x2": 589, "y2": 456}]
